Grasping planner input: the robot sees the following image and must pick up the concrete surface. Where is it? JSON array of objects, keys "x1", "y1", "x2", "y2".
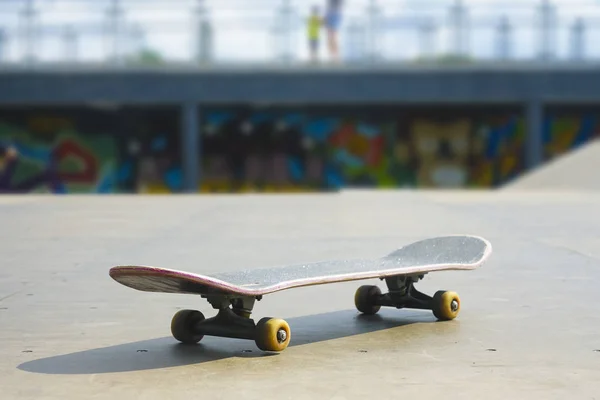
[
  {"x1": 504, "y1": 139, "x2": 600, "y2": 191},
  {"x1": 1, "y1": 191, "x2": 600, "y2": 399}
]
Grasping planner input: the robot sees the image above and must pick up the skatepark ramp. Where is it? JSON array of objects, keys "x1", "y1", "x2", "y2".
[{"x1": 502, "y1": 139, "x2": 600, "y2": 191}]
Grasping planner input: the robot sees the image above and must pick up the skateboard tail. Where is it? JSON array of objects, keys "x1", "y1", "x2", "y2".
[{"x1": 109, "y1": 266, "x2": 251, "y2": 296}]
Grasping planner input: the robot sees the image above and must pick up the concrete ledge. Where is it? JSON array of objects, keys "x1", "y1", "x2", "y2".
[{"x1": 2, "y1": 66, "x2": 600, "y2": 104}]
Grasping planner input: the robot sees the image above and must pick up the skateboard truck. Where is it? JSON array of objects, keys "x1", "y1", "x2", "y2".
[
  {"x1": 354, "y1": 273, "x2": 461, "y2": 321},
  {"x1": 170, "y1": 292, "x2": 292, "y2": 352}
]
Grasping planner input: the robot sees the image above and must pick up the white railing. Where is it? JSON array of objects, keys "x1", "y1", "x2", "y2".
[{"x1": 0, "y1": 0, "x2": 599, "y2": 66}]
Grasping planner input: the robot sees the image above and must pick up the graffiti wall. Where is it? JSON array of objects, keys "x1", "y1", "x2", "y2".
[
  {"x1": 201, "y1": 107, "x2": 399, "y2": 192},
  {"x1": 4, "y1": 104, "x2": 597, "y2": 194},
  {"x1": 117, "y1": 106, "x2": 183, "y2": 194},
  {"x1": 0, "y1": 106, "x2": 182, "y2": 194},
  {"x1": 397, "y1": 106, "x2": 526, "y2": 188},
  {"x1": 201, "y1": 105, "x2": 526, "y2": 191},
  {"x1": 0, "y1": 108, "x2": 119, "y2": 193},
  {"x1": 543, "y1": 107, "x2": 600, "y2": 161}
]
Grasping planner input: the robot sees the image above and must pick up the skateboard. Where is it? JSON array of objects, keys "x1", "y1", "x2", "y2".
[{"x1": 109, "y1": 235, "x2": 492, "y2": 352}]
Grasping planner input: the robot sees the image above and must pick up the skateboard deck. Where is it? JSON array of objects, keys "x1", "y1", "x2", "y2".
[
  {"x1": 109, "y1": 235, "x2": 491, "y2": 297},
  {"x1": 109, "y1": 235, "x2": 491, "y2": 352}
]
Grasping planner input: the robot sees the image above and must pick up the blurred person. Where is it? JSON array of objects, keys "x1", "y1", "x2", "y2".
[
  {"x1": 324, "y1": 0, "x2": 343, "y2": 61},
  {"x1": 307, "y1": 5, "x2": 322, "y2": 62}
]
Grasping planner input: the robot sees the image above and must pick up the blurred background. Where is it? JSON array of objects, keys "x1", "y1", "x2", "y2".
[{"x1": 0, "y1": 0, "x2": 598, "y2": 193}]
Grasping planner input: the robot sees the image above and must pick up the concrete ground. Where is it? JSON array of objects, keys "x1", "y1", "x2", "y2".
[{"x1": 1, "y1": 190, "x2": 599, "y2": 399}]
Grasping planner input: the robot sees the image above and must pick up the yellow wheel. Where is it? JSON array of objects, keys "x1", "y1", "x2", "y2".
[
  {"x1": 432, "y1": 291, "x2": 460, "y2": 321},
  {"x1": 171, "y1": 309, "x2": 205, "y2": 344},
  {"x1": 354, "y1": 285, "x2": 382, "y2": 315},
  {"x1": 255, "y1": 317, "x2": 291, "y2": 352}
]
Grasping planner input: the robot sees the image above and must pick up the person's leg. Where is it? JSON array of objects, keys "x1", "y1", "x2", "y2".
[
  {"x1": 325, "y1": 14, "x2": 333, "y2": 58},
  {"x1": 310, "y1": 39, "x2": 318, "y2": 62},
  {"x1": 326, "y1": 13, "x2": 341, "y2": 61},
  {"x1": 330, "y1": 29, "x2": 338, "y2": 60}
]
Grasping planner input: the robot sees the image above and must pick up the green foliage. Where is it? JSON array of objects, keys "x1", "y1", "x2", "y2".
[
  {"x1": 125, "y1": 48, "x2": 165, "y2": 66},
  {"x1": 412, "y1": 54, "x2": 475, "y2": 65}
]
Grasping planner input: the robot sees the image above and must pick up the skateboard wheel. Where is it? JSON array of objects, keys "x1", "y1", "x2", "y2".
[
  {"x1": 354, "y1": 285, "x2": 382, "y2": 315},
  {"x1": 255, "y1": 317, "x2": 291, "y2": 352},
  {"x1": 432, "y1": 291, "x2": 460, "y2": 321},
  {"x1": 171, "y1": 309, "x2": 206, "y2": 344}
]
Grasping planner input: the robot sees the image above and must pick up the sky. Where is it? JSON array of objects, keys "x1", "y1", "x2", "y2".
[{"x1": 1, "y1": 0, "x2": 600, "y2": 64}]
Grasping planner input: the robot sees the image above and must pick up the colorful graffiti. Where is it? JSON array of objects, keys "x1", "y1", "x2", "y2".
[
  {"x1": 479, "y1": 114, "x2": 527, "y2": 186},
  {"x1": 200, "y1": 106, "x2": 527, "y2": 191},
  {"x1": 0, "y1": 123, "x2": 119, "y2": 193},
  {"x1": 543, "y1": 112, "x2": 600, "y2": 160},
  {"x1": 200, "y1": 108, "x2": 404, "y2": 192},
  {"x1": 301, "y1": 115, "x2": 400, "y2": 189},
  {"x1": 321, "y1": 118, "x2": 399, "y2": 188},
  {"x1": 119, "y1": 132, "x2": 183, "y2": 194},
  {"x1": 394, "y1": 111, "x2": 525, "y2": 188},
  {"x1": 5, "y1": 105, "x2": 599, "y2": 194},
  {"x1": 0, "y1": 107, "x2": 183, "y2": 194}
]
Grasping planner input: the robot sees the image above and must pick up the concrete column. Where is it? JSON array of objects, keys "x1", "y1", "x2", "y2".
[
  {"x1": 526, "y1": 99, "x2": 544, "y2": 169},
  {"x1": 181, "y1": 102, "x2": 200, "y2": 192}
]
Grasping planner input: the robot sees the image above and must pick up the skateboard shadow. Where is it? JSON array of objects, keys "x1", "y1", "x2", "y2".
[{"x1": 17, "y1": 308, "x2": 438, "y2": 375}]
